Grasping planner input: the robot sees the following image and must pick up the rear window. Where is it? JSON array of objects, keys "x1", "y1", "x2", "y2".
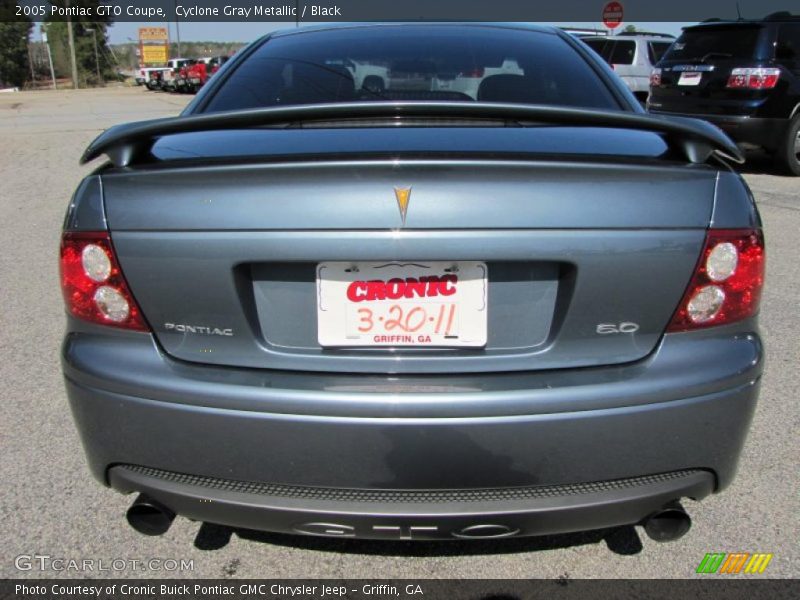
[
  {"x1": 583, "y1": 39, "x2": 635, "y2": 65},
  {"x1": 648, "y1": 42, "x2": 672, "y2": 64},
  {"x1": 203, "y1": 26, "x2": 620, "y2": 112},
  {"x1": 776, "y1": 24, "x2": 800, "y2": 60},
  {"x1": 609, "y1": 41, "x2": 635, "y2": 65},
  {"x1": 583, "y1": 38, "x2": 610, "y2": 58},
  {"x1": 662, "y1": 26, "x2": 767, "y2": 62}
]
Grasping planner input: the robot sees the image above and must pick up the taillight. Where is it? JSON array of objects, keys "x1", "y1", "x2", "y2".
[
  {"x1": 649, "y1": 68, "x2": 662, "y2": 87},
  {"x1": 667, "y1": 229, "x2": 764, "y2": 332},
  {"x1": 60, "y1": 231, "x2": 149, "y2": 331},
  {"x1": 460, "y1": 68, "x2": 485, "y2": 78},
  {"x1": 726, "y1": 68, "x2": 780, "y2": 90}
]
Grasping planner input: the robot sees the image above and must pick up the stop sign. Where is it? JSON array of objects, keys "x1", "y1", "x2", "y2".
[{"x1": 602, "y1": 1, "x2": 624, "y2": 29}]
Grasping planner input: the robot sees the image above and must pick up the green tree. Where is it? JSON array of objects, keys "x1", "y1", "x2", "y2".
[
  {"x1": 623, "y1": 25, "x2": 637, "y2": 33},
  {"x1": 45, "y1": 1, "x2": 115, "y2": 86},
  {"x1": 0, "y1": 18, "x2": 33, "y2": 87}
]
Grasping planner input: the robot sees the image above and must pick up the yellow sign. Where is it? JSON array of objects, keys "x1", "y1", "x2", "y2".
[
  {"x1": 139, "y1": 27, "x2": 168, "y2": 42},
  {"x1": 141, "y1": 45, "x2": 168, "y2": 65}
]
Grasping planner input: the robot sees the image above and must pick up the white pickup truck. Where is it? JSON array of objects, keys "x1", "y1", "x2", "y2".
[
  {"x1": 135, "y1": 66, "x2": 169, "y2": 86},
  {"x1": 137, "y1": 59, "x2": 193, "y2": 90}
]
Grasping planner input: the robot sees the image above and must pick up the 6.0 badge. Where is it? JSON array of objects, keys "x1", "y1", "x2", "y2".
[{"x1": 597, "y1": 322, "x2": 640, "y2": 334}]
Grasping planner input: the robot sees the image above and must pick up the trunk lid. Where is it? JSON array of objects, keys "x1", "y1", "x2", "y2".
[{"x1": 103, "y1": 127, "x2": 714, "y2": 374}]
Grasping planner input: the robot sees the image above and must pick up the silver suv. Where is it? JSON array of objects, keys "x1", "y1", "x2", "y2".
[{"x1": 583, "y1": 32, "x2": 675, "y2": 101}]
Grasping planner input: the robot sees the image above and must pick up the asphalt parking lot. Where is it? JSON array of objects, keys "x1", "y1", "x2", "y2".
[{"x1": 0, "y1": 87, "x2": 797, "y2": 580}]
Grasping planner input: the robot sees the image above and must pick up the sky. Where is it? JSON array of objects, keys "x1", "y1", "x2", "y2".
[{"x1": 106, "y1": 21, "x2": 691, "y2": 44}]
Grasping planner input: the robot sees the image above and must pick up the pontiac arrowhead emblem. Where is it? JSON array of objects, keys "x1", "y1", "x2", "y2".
[{"x1": 394, "y1": 186, "x2": 412, "y2": 226}]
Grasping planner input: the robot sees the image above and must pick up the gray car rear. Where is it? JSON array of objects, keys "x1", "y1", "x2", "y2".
[{"x1": 61, "y1": 24, "x2": 764, "y2": 543}]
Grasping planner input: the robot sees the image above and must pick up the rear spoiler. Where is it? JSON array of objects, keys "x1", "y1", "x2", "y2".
[{"x1": 81, "y1": 102, "x2": 744, "y2": 167}]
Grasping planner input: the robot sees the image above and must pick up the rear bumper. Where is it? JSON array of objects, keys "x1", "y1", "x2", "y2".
[
  {"x1": 109, "y1": 465, "x2": 714, "y2": 540},
  {"x1": 649, "y1": 110, "x2": 787, "y2": 152},
  {"x1": 63, "y1": 324, "x2": 762, "y2": 539},
  {"x1": 618, "y1": 76, "x2": 649, "y2": 95}
]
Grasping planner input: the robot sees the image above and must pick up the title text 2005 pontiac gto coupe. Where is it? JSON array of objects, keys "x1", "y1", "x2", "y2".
[{"x1": 61, "y1": 24, "x2": 764, "y2": 543}]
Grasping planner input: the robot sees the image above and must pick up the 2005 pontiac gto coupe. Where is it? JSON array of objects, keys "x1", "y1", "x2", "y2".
[{"x1": 61, "y1": 24, "x2": 765, "y2": 542}]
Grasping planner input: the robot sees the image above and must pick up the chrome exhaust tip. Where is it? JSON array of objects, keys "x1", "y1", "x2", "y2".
[
  {"x1": 643, "y1": 502, "x2": 691, "y2": 542},
  {"x1": 126, "y1": 494, "x2": 175, "y2": 536}
]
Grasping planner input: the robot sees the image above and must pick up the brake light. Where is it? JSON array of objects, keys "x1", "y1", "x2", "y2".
[
  {"x1": 60, "y1": 231, "x2": 149, "y2": 331},
  {"x1": 726, "y1": 68, "x2": 780, "y2": 89},
  {"x1": 460, "y1": 68, "x2": 485, "y2": 78},
  {"x1": 667, "y1": 229, "x2": 764, "y2": 332},
  {"x1": 649, "y1": 68, "x2": 662, "y2": 87}
]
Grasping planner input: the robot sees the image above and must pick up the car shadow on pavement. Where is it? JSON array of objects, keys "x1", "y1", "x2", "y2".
[
  {"x1": 193, "y1": 522, "x2": 643, "y2": 556},
  {"x1": 736, "y1": 152, "x2": 790, "y2": 176}
]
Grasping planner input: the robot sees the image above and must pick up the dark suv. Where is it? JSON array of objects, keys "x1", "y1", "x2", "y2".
[{"x1": 648, "y1": 13, "x2": 800, "y2": 174}]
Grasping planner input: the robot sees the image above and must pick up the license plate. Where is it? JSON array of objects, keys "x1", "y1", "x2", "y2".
[
  {"x1": 317, "y1": 261, "x2": 488, "y2": 347},
  {"x1": 678, "y1": 72, "x2": 702, "y2": 86}
]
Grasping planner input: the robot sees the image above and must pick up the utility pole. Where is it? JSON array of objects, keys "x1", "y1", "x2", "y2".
[
  {"x1": 65, "y1": 0, "x2": 79, "y2": 89},
  {"x1": 85, "y1": 28, "x2": 101, "y2": 85},
  {"x1": 42, "y1": 27, "x2": 57, "y2": 89},
  {"x1": 174, "y1": 0, "x2": 182, "y2": 57},
  {"x1": 27, "y1": 38, "x2": 35, "y2": 86}
]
